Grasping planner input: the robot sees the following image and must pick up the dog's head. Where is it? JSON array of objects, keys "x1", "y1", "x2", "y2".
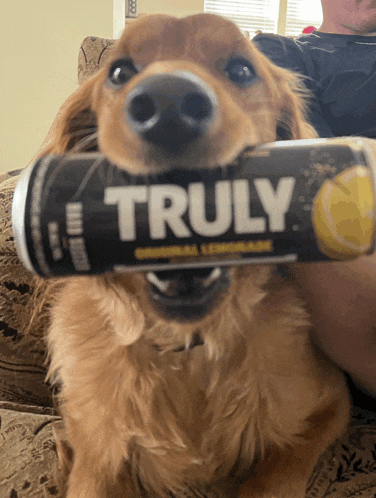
[{"x1": 44, "y1": 14, "x2": 316, "y2": 325}]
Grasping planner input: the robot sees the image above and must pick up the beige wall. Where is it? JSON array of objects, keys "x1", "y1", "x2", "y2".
[{"x1": 0, "y1": 0, "x2": 204, "y2": 174}]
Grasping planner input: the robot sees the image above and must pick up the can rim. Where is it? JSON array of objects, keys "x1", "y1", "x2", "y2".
[
  {"x1": 12, "y1": 163, "x2": 36, "y2": 275},
  {"x1": 347, "y1": 137, "x2": 376, "y2": 256}
]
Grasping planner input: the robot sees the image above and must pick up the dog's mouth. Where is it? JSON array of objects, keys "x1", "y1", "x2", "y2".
[{"x1": 145, "y1": 266, "x2": 231, "y2": 321}]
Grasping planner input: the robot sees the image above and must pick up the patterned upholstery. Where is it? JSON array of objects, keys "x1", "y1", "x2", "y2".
[{"x1": 78, "y1": 36, "x2": 116, "y2": 85}]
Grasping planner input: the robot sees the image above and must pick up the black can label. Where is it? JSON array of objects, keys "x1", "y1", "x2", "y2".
[{"x1": 13, "y1": 138, "x2": 376, "y2": 276}]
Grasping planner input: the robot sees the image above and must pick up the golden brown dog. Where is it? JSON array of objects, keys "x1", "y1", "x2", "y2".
[{"x1": 41, "y1": 13, "x2": 350, "y2": 498}]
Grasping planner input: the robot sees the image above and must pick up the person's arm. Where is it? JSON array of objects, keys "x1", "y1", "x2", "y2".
[
  {"x1": 293, "y1": 256, "x2": 376, "y2": 396},
  {"x1": 255, "y1": 35, "x2": 376, "y2": 394}
]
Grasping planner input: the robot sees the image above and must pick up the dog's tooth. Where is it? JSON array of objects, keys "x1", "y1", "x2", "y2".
[
  {"x1": 146, "y1": 272, "x2": 171, "y2": 293},
  {"x1": 202, "y1": 267, "x2": 222, "y2": 287},
  {"x1": 184, "y1": 335, "x2": 191, "y2": 350}
]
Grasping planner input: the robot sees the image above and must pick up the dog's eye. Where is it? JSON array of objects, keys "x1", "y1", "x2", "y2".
[
  {"x1": 108, "y1": 59, "x2": 138, "y2": 87},
  {"x1": 224, "y1": 57, "x2": 258, "y2": 88}
]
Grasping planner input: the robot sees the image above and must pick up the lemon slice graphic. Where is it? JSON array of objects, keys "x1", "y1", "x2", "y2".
[{"x1": 312, "y1": 166, "x2": 374, "y2": 260}]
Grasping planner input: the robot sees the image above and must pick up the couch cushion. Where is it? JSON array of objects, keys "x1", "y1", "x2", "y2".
[
  {"x1": 78, "y1": 36, "x2": 116, "y2": 84},
  {"x1": 0, "y1": 402, "x2": 62, "y2": 498},
  {"x1": 0, "y1": 175, "x2": 52, "y2": 407}
]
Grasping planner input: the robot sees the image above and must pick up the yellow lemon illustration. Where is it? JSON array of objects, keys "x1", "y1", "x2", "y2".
[{"x1": 312, "y1": 166, "x2": 374, "y2": 260}]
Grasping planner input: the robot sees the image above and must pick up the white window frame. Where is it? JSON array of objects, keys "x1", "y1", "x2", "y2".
[{"x1": 113, "y1": 0, "x2": 126, "y2": 38}]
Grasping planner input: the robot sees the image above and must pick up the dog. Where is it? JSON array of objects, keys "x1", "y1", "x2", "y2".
[{"x1": 39, "y1": 13, "x2": 350, "y2": 498}]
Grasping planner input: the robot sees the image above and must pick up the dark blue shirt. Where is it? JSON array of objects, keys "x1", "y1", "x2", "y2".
[{"x1": 254, "y1": 32, "x2": 376, "y2": 138}]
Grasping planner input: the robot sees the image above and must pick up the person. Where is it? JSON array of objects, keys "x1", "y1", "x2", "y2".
[
  {"x1": 254, "y1": 0, "x2": 376, "y2": 139},
  {"x1": 254, "y1": 0, "x2": 376, "y2": 409}
]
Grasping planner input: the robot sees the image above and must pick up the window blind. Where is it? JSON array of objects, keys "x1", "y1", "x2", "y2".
[
  {"x1": 285, "y1": 0, "x2": 323, "y2": 36},
  {"x1": 204, "y1": 0, "x2": 280, "y2": 35},
  {"x1": 204, "y1": 0, "x2": 323, "y2": 36}
]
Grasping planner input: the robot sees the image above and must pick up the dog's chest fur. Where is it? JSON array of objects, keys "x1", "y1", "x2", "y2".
[{"x1": 48, "y1": 271, "x2": 336, "y2": 496}]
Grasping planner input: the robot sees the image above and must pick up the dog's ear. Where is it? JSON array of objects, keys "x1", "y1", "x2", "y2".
[
  {"x1": 276, "y1": 111, "x2": 294, "y2": 141},
  {"x1": 273, "y1": 66, "x2": 318, "y2": 140},
  {"x1": 37, "y1": 73, "x2": 102, "y2": 157},
  {"x1": 250, "y1": 47, "x2": 317, "y2": 140}
]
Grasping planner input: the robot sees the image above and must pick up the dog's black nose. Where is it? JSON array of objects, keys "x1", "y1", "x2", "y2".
[{"x1": 125, "y1": 71, "x2": 218, "y2": 153}]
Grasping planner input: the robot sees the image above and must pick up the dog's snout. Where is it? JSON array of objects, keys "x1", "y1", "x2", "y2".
[
  {"x1": 125, "y1": 71, "x2": 218, "y2": 153},
  {"x1": 146, "y1": 267, "x2": 230, "y2": 321}
]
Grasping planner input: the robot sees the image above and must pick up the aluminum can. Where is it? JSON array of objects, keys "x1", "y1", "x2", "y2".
[{"x1": 12, "y1": 137, "x2": 376, "y2": 277}]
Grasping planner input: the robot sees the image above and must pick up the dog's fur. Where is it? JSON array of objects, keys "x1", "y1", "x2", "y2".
[{"x1": 40, "y1": 13, "x2": 350, "y2": 498}]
